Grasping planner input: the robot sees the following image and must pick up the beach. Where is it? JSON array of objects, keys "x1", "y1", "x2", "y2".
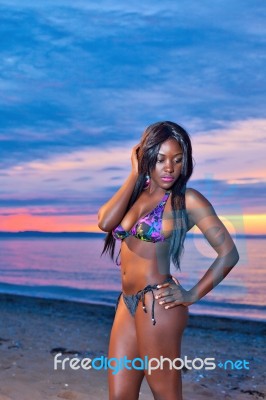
[{"x1": 0, "y1": 294, "x2": 265, "y2": 400}]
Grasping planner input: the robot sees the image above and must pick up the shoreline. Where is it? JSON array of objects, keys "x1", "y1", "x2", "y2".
[{"x1": 0, "y1": 291, "x2": 265, "y2": 326}]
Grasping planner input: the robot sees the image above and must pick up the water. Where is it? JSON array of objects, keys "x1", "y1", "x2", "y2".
[{"x1": 0, "y1": 236, "x2": 265, "y2": 322}]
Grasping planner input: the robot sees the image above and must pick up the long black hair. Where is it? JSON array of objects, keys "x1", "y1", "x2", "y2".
[{"x1": 100, "y1": 121, "x2": 194, "y2": 270}]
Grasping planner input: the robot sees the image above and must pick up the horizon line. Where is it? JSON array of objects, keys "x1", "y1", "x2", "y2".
[{"x1": 0, "y1": 230, "x2": 265, "y2": 238}]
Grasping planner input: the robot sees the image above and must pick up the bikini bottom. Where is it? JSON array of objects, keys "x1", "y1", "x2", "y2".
[{"x1": 115, "y1": 276, "x2": 175, "y2": 326}]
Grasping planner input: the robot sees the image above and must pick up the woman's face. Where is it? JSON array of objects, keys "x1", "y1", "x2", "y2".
[{"x1": 149, "y1": 138, "x2": 183, "y2": 190}]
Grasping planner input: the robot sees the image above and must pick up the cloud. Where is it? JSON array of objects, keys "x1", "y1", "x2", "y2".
[
  {"x1": 73, "y1": 176, "x2": 92, "y2": 182},
  {"x1": 0, "y1": 118, "x2": 265, "y2": 218},
  {"x1": 191, "y1": 119, "x2": 266, "y2": 183},
  {"x1": 0, "y1": 0, "x2": 265, "y2": 172},
  {"x1": 0, "y1": 1, "x2": 265, "y2": 226}
]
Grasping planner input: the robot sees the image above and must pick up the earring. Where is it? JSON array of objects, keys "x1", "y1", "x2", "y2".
[{"x1": 144, "y1": 174, "x2": 150, "y2": 189}]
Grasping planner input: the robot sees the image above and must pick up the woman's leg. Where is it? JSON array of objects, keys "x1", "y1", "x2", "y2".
[
  {"x1": 135, "y1": 293, "x2": 189, "y2": 400},
  {"x1": 108, "y1": 295, "x2": 145, "y2": 400}
]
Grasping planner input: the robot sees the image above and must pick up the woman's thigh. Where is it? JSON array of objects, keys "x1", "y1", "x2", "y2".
[
  {"x1": 135, "y1": 293, "x2": 189, "y2": 400},
  {"x1": 108, "y1": 295, "x2": 145, "y2": 400}
]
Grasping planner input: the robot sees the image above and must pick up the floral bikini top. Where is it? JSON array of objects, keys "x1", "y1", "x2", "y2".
[{"x1": 112, "y1": 190, "x2": 171, "y2": 243}]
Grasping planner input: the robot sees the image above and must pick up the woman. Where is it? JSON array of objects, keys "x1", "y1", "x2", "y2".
[{"x1": 98, "y1": 121, "x2": 239, "y2": 400}]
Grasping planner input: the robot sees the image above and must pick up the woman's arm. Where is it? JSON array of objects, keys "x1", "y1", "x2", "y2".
[
  {"x1": 156, "y1": 188, "x2": 240, "y2": 307},
  {"x1": 97, "y1": 144, "x2": 140, "y2": 232}
]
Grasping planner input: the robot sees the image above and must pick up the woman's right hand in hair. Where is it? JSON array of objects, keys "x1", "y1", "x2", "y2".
[
  {"x1": 98, "y1": 143, "x2": 141, "y2": 232},
  {"x1": 131, "y1": 143, "x2": 140, "y2": 175}
]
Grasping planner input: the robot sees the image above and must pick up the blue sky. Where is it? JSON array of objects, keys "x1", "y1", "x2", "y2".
[{"x1": 0, "y1": 0, "x2": 265, "y2": 232}]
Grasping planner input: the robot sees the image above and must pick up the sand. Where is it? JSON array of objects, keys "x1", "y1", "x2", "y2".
[{"x1": 0, "y1": 294, "x2": 265, "y2": 400}]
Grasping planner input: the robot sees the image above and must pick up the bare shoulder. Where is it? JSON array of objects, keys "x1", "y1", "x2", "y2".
[{"x1": 185, "y1": 187, "x2": 213, "y2": 212}]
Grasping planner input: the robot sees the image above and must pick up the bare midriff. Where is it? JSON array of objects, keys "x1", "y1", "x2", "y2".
[{"x1": 120, "y1": 236, "x2": 172, "y2": 295}]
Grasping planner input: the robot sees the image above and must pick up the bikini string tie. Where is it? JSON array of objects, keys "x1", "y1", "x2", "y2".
[{"x1": 137, "y1": 284, "x2": 158, "y2": 325}]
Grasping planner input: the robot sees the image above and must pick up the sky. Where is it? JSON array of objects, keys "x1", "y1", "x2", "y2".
[{"x1": 0, "y1": 0, "x2": 265, "y2": 234}]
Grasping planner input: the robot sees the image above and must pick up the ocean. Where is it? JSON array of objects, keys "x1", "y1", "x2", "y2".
[{"x1": 0, "y1": 235, "x2": 265, "y2": 322}]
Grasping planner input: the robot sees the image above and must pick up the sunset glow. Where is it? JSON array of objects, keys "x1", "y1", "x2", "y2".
[{"x1": 1, "y1": 213, "x2": 265, "y2": 236}]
